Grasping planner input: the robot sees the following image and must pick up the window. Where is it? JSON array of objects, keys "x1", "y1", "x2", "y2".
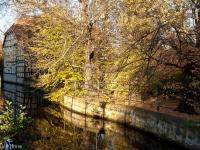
[
  {"x1": 5, "y1": 63, "x2": 11, "y2": 73},
  {"x1": 17, "y1": 56, "x2": 24, "y2": 61},
  {"x1": 19, "y1": 48, "x2": 23, "y2": 55},
  {"x1": 4, "y1": 91, "x2": 13, "y2": 100},
  {"x1": 4, "y1": 91, "x2": 8, "y2": 97},
  {"x1": 11, "y1": 64, "x2": 16, "y2": 74},
  {"x1": 4, "y1": 34, "x2": 15, "y2": 55},
  {"x1": 11, "y1": 93, "x2": 15, "y2": 101},
  {"x1": 17, "y1": 63, "x2": 24, "y2": 77},
  {"x1": 12, "y1": 46, "x2": 16, "y2": 55},
  {"x1": 10, "y1": 34, "x2": 14, "y2": 39},
  {"x1": 4, "y1": 47, "x2": 10, "y2": 55},
  {"x1": 16, "y1": 92, "x2": 24, "y2": 106}
]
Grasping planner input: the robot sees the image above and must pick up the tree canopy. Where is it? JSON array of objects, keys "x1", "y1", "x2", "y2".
[{"x1": 1, "y1": 0, "x2": 200, "y2": 113}]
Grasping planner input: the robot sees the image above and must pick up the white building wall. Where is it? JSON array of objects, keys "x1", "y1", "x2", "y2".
[
  {"x1": 3, "y1": 74, "x2": 17, "y2": 83},
  {"x1": 3, "y1": 74, "x2": 25, "y2": 84}
]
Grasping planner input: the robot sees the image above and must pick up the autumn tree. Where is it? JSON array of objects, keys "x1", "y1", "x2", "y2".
[
  {"x1": 118, "y1": 0, "x2": 200, "y2": 114},
  {"x1": 114, "y1": 0, "x2": 170, "y2": 98},
  {"x1": 28, "y1": 14, "x2": 85, "y2": 100},
  {"x1": 4, "y1": 0, "x2": 120, "y2": 101},
  {"x1": 3, "y1": 0, "x2": 199, "y2": 114}
]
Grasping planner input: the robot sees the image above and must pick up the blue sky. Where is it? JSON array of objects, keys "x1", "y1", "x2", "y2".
[{"x1": 0, "y1": 9, "x2": 16, "y2": 40}]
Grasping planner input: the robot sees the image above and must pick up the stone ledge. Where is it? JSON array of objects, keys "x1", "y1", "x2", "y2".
[{"x1": 63, "y1": 95, "x2": 200, "y2": 150}]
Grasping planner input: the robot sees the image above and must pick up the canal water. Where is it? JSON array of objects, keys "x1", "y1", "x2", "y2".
[{"x1": 1, "y1": 83, "x2": 189, "y2": 150}]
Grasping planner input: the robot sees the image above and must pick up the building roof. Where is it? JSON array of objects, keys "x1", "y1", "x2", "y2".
[
  {"x1": 5, "y1": 15, "x2": 31, "y2": 33},
  {"x1": 4, "y1": 15, "x2": 36, "y2": 42}
]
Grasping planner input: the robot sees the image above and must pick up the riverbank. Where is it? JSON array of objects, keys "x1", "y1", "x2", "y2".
[
  {"x1": 62, "y1": 104, "x2": 190, "y2": 150},
  {"x1": 84, "y1": 95, "x2": 200, "y2": 122},
  {"x1": 26, "y1": 102, "x2": 189, "y2": 150},
  {"x1": 129, "y1": 98, "x2": 200, "y2": 122},
  {"x1": 63, "y1": 95, "x2": 200, "y2": 150}
]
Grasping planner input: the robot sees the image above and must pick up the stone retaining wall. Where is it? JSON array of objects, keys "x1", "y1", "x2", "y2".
[{"x1": 63, "y1": 96, "x2": 200, "y2": 150}]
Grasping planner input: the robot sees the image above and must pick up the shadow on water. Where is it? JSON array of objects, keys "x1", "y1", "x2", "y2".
[
  {"x1": 28, "y1": 103, "x2": 190, "y2": 150},
  {"x1": 1, "y1": 83, "x2": 190, "y2": 150}
]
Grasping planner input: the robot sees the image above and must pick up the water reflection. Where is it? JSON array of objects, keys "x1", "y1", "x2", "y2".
[
  {"x1": 3, "y1": 82, "x2": 45, "y2": 116},
  {"x1": 2, "y1": 83, "x2": 189, "y2": 150},
  {"x1": 63, "y1": 107, "x2": 190, "y2": 150}
]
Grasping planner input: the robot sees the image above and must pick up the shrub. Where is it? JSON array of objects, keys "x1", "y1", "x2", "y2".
[{"x1": 0, "y1": 100, "x2": 34, "y2": 149}]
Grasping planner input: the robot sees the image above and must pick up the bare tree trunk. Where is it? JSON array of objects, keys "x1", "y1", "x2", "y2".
[
  {"x1": 174, "y1": 1, "x2": 200, "y2": 114},
  {"x1": 174, "y1": 63, "x2": 197, "y2": 114},
  {"x1": 196, "y1": 0, "x2": 200, "y2": 48},
  {"x1": 85, "y1": 43, "x2": 93, "y2": 95},
  {"x1": 82, "y1": 0, "x2": 94, "y2": 95}
]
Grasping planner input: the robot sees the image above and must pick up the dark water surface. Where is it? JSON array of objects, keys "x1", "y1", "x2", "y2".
[{"x1": 2, "y1": 83, "x2": 189, "y2": 150}]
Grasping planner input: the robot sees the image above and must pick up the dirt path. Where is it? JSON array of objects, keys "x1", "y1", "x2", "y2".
[
  {"x1": 95, "y1": 95, "x2": 200, "y2": 123},
  {"x1": 134, "y1": 99, "x2": 200, "y2": 122}
]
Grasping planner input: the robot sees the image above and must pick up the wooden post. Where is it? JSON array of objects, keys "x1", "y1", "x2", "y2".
[
  {"x1": 97, "y1": 80, "x2": 99, "y2": 99},
  {"x1": 156, "y1": 85, "x2": 160, "y2": 113},
  {"x1": 128, "y1": 81, "x2": 131, "y2": 106},
  {"x1": 74, "y1": 79, "x2": 76, "y2": 97}
]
